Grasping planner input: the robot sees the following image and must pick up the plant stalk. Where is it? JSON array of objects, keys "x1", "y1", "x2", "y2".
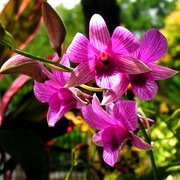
[{"x1": 139, "y1": 120, "x2": 159, "y2": 180}]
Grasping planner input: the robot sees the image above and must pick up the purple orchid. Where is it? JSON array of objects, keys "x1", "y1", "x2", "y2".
[
  {"x1": 33, "y1": 55, "x2": 91, "y2": 127},
  {"x1": 129, "y1": 29, "x2": 178, "y2": 100},
  {"x1": 65, "y1": 14, "x2": 150, "y2": 104},
  {"x1": 82, "y1": 95, "x2": 154, "y2": 167}
]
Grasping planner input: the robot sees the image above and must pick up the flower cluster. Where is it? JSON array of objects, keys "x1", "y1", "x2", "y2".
[{"x1": 32, "y1": 14, "x2": 177, "y2": 166}]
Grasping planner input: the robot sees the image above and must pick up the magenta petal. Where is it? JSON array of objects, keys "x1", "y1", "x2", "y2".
[
  {"x1": 92, "y1": 95, "x2": 116, "y2": 125},
  {"x1": 69, "y1": 87, "x2": 90, "y2": 108},
  {"x1": 102, "y1": 126, "x2": 129, "y2": 166},
  {"x1": 131, "y1": 133, "x2": 155, "y2": 150},
  {"x1": 115, "y1": 55, "x2": 150, "y2": 74},
  {"x1": 67, "y1": 33, "x2": 98, "y2": 63},
  {"x1": 113, "y1": 100, "x2": 138, "y2": 131},
  {"x1": 101, "y1": 74, "x2": 129, "y2": 105},
  {"x1": 138, "y1": 29, "x2": 167, "y2": 63},
  {"x1": 34, "y1": 81, "x2": 56, "y2": 103},
  {"x1": 93, "y1": 131, "x2": 104, "y2": 146},
  {"x1": 47, "y1": 89, "x2": 76, "y2": 126},
  {"x1": 111, "y1": 26, "x2": 140, "y2": 54},
  {"x1": 130, "y1": 74, "x2": 158, "y2": 100},
  {"x1": 65, "y1": 60, "x2": 95, "y2": 87},
  {"x1": 95, "y1": 70, "x2": 123, "y2": 89},
  {"x1": 89, "y1": 14, "x2": 111, "y2": 51},
  {"x1": 82, "y1": 103, "x2": 110, "y2": 130},
  {"x1": 102, "y1": 127, "x2": 120, "y2": 166},
  {"x1": 52, "y1": 54, "x2": 71, "y2": 85},
  {"x1": 148, "y1": 63, "x2": 178, "y2": 80}
]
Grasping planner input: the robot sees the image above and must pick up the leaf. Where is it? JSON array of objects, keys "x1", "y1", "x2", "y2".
[
  {"x1": 0, "y1": 75, "x2": 30, "y2": 126},
  {"x1": 0, "y1": 130, "x2": 49, "y2": 180},
  {"x1": 0, "y1": 22, "x2": 5, "y2": 42},
  {"x1": 0, "y1": 0, "x2": 43, "y2": 66}
]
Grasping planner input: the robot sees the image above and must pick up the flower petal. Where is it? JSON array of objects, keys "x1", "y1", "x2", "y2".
[
  {"x1": 101, "y1": 74, "x2": 129, "y2": 105},
  {"x1": 82, "y1": 103, "x2": 110, "y2": 130},
  {"x1": 67, "y1": 33, "x2": 98, "y2": 63},
  {"x1": 115, "y1": 55, "x2": 150, "y2": 74},
  {"x1": 148, "y1": 63, "x2": 178, "y2": 80},
  {"x1": 111, "y1": 26, "x2": 140, "y2": 54},
  {"x1": 130, "y1": 73, "x2": 158, "y2": 100},
  {"x1": 33, "y1": 81, "x2": 56, "y2": 103},
  {"x1": 69, "y1": 87, "x2": 91, "y2": 108},
  {"x1": 95, "y1": 70, "x2": 123, "y2": 89},
  {"x1": 138, "y1": 29, "x2": 167, "y2": 63},
  {"x1": 131, "y1": 133, "x2": 155, "y2": 150},
  {"x1": 89, "y1": 14, "x2": 111, "y2": 51},
  {"x1": 92, "y1": 95, "x2": 116, "y2": 125},
  {"x1": 92, "y1": 131, "x2": 104, "y2": 146},
  {"x1": 47, "y1": 89, "x2": 77, "y2": 126},
  {"x1": 102, "y1": 126, "x2": 129, "y2": 166},
  {"x1": 65, "y1": 60, "x2": 95, "y2": 87},
  {"x1": 52, "y1": 54, "x2": 71, "y2": 85},
  {"x1": 113, "y1": 100, "x2": 138, "y2": 131}
]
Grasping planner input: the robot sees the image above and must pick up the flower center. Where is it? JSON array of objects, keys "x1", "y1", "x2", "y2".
[{"x1": 97, "y1": 51, "x2": 111, "y2": 65}]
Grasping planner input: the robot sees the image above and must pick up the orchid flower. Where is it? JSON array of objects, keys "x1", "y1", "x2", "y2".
[
  {"x1": 129, "y1": 29, "x2": 178, "y2": 100},
  {"x1": 65, "y1": 14, "x2": 150, "y2": 104},
  {"x1": 33, "y1": 55, "x2": 91, "y2": 127},
  {"x1": 82, "y1": 95, "x2": 154, "y2": 166}
]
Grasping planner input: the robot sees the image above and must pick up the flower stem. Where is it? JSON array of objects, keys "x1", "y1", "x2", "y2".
[
  {"x1": 65, "y1": 165, "x2": 74, "y2": 180},
  {"x1": 14, "y1": 48, "x2": 73, "y2": 72},
  {"x1": 138, "y1": 120, "x2": 159, "y2": 180},
  {"x1": 1, "y1": 40, "x2": 74, "y2": 72}
]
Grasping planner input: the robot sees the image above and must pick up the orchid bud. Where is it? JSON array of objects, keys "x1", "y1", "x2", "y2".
[
  {"x1": 0, "y1": 55, "x2": 49, "y2": 82},
  {"x1": 42, "y1": 1, "x2": 66, "y2": 57}
]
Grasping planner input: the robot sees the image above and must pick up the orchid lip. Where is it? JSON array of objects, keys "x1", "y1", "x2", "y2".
[{"x1": 97, "y1": 51, "x2": 111, "y2": 65}]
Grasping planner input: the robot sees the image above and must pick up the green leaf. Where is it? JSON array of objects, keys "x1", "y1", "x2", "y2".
[
  {"x1": 0, "y1": 22, "x2": 5, "y2": 42},
  {"x1": 0, "y1": 0, "x2": 43, "y2": 66},
  {"x1": 0, "y1": 130, "x2": 49, "y2": 180}
]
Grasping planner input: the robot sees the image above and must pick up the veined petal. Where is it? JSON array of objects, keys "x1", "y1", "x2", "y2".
[
  {"x1": 138, "y1": 29, "x2": 167, "y2": 63},
  {"x1": 69, "y1": 87, "x2": 91, "y2": 108},
  {"x1": 33, "y1": 81, "x2": 56, "y2": 103},
  {"x1": 101, "y1": 74, "x2": 129, "y2": 105},
  {"x1": 93, "y1": 131, "x2": 104, "y2": 147},
  {"x1": 67, "y1": 33, "x2": 98, "y2": 63},
  {"x1": 105, "y1": 103, "x2": 115, "y2": 115},
  {"x1": 111, "y1": 26, "x2": 140, "y2": 54},
  {"x1": 115, "y1": 55, "x2": 150, "y2": 74},
  {"x1": 95, "y1": 70, "x2": 123, "y2": 89},
  {"x1": 82, "y1": 103, "x2": 111, "y2": 130},
  {"x1": 89, "y1": 14, "x2": 111, "y2": 51},
  {"x1": 113, "y1": 100, "x2": 138, "y2": 131},
  {"x1": 92, "y1": 95, "x2": 116, "y2": 125},
  {"x1": 130, "y1": 73, "x2": 158, "y2": 100},
  {"x1": 131, "y1": 133, "x2": 155, "y2": 150},
  {"x1": 65, "y1": 60, "x2": 95, "y2": 87},
  {"x1": 47, "y1": 89, "x2": 77, "y2": 126},
  {"x1": 102, "y1": 126, "x2": 129, "y2": 166},
  {"x1": 148, "y1": 63, "x2": 178, "y2": 80},
  {"x1": 52, "y1": 54, "x2": 71, "y2": 85}
]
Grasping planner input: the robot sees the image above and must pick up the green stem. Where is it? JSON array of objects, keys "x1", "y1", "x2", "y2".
[
  {"x1": 65, "y1": 165, "x2": 74, "y2": 180},
  {"x1": 1, "y1": 40, "x2": 73, "y2": 72},
  {"x1": 15, "y1": 48, "x2": 73, "y2": 72},
  {"x1": 138, "y1": 120, "x2": 159, "y2": 180}
]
